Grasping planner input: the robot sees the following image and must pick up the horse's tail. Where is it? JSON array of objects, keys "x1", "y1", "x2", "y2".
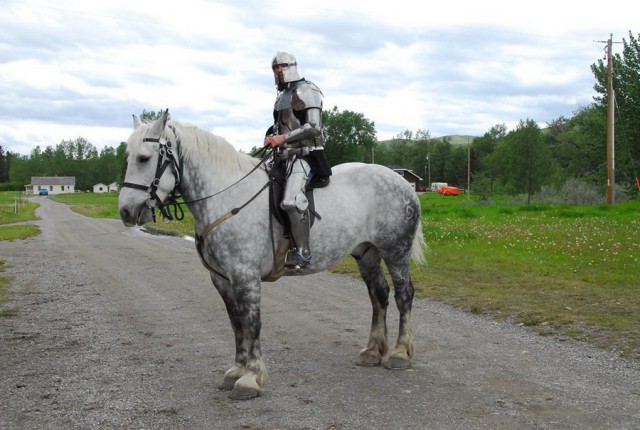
[{"x1": 411, "y1": 217, "x2": 427, "y2": 266}]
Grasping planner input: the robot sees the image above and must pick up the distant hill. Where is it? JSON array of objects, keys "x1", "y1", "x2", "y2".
[
  {"x1": 431, "y1": 135, "x2": 477, "y2": 145},
  {"x1": 378, "y1": 135, "x2": 478, "y2": 146}
]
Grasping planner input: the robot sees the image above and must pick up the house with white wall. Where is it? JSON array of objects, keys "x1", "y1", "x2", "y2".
[
  {"x1": 93, "y1": 183, "x2": 108, "y2": 193},
  {"x1": 26, "y1": 177, "x2": 75, "y2": 195}
]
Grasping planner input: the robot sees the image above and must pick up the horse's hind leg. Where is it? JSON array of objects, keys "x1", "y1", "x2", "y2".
[
  {"x1": 354, "y1": 245, "x2": 390, "y2": 366},
  {"x1": 385, "y1": 260, "x2": 415, "y2": 369},
  {"x1": 211, "y1": 273, "x2": 267, "y2": 400}
]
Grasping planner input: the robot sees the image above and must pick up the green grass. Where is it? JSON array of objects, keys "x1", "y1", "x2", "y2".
[
  {"x1": 0, "y1": 191, "x2": 39, "y2": 225},
  {"x1": 51, "y1": 192, "x2": 122, "y2": 219},
  {"x1": 0, "y1": 224, "x2": 40, "y2": 241},
  {"x1": 3, "y1": 190, "x2": 640, "y2": 358},
  {"x1": 0, "y1": 191, "x2": 41, "y2": 316},
  {"x1": 0, "y1": 260, "x2": 17, "y2": 317},
  {"x1": 52, "y1": 192, "x2": 196, "y2": 236},
  {"x1": 337, "y1": 193, "x2": 640, "y2": 358},
  {"x1": 0, "y1": 192, "x2": 40, "y2": 242}
]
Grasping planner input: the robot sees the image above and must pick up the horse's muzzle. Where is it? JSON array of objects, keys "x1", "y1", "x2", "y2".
[{"x1": 119, "y1": 205, "x2": 152, "y2": 227}]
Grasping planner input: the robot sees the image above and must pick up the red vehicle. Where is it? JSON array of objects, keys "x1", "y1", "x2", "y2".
[{"x1": 437, "y1": 185, "x2": 460, "y2": 196}]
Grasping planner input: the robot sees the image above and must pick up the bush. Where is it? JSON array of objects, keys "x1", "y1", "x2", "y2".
[
  {"x1": 0, "y1": 182, "x2": 24, "y2": 192},
  {"x1": 531, "y1": 178, "x2": 605, "y2": 206}
]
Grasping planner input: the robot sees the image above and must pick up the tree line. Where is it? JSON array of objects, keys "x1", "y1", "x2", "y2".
[
  {"x1": 0, "y1": 138, "x2": 127, "y2": 192},
  {"x1": 2, "y1": 31, "x2": 638, "y2": 202}
]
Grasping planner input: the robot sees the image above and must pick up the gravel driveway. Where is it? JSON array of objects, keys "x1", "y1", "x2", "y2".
[{"x1": 1, "y1": 197, "x2": 639, "y2": 429}]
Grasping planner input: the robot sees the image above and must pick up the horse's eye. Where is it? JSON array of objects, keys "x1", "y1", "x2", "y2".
[{"x1": 138, "y1": 155, "x2": 151, "y2": 163}]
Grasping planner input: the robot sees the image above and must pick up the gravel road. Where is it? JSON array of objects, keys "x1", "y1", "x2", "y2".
[{"x1": 1, "y1": 197, "x2": 639, "y2": 429}]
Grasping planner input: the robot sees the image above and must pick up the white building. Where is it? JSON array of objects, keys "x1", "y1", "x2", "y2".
[
  {"x1": 93, "y1": 183, "x2": 108, "y2": 193},
  {"x1": 26, "y1": 177, "x2": 76, "y2": 195}
]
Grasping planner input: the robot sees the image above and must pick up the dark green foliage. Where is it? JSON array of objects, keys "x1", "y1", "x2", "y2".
[
  {"x1": 140, "y1": 109, "x2": 167, "y2": 122},
  {"x1": 0, "y1": 146, "x2": 7, "y2": 183},
  {"x1": 590, "y1": 31, "x2": 640, "y2": 191},
  {"x1": 322, "y1": 106, "x2": 377, "y2": 166}
]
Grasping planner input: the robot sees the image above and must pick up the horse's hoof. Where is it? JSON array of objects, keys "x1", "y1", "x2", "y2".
[
  {"x1": 356, "y1": 352, "x2": 383, "y2": 367},
  {"x1": 356, "y1": 345, "x2": 386, "y2": 367},
  {"x1": 227, "y1": 373, "x2": 262, "y2": 400},
  {"x1": 229, "y1": 385, "x2": 261, "y2": 400},
  {"x1": 385, "y1": 355, "x2": 412, "y2": 370},
  {"x1": 218, "y1": 377, "x2": 236, "y2": 391}
]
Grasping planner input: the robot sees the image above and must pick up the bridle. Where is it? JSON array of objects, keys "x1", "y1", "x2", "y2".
[
  {"x1": 121, "y1": 127, "x2": 183, "y2": 221},
  {"x1": 121, "y1": 125, "x2": 273, "y2": 224},
  {"x1": 120, "y1": 124, "x2": 291, "y2": 281}
]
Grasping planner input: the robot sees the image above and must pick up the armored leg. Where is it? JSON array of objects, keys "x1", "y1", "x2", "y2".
[
  {"x1": 281, "y1": 156, "x2": 312, "y2": 268},
  {"x1": 287, "y1": 209, "x2": 311, "y2": 263}
]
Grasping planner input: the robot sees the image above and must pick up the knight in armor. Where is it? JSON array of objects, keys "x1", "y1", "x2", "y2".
[{"x1": 264, "y1": 51, "x2": 332, "y2": 269}]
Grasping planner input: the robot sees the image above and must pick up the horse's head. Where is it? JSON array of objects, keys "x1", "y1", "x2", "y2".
[{"x1": 119, "y1": 110, "x2": 181, "y2": 226}]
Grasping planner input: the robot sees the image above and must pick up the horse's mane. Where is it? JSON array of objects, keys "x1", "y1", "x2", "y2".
[
  {"x1": 169, "y1": 120, "x2": 259, "y2": 176},
  {"x1": 128, "y1": 119, "x2": 258, "y2": 178}
]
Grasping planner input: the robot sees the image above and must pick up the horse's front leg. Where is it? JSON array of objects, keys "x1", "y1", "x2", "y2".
[
  {"x1": 354, "y1": 247, "x2": 390, "y2": 366},
  {"x1": 211, "y1": 273, "x2": 267, "y2": 400}
]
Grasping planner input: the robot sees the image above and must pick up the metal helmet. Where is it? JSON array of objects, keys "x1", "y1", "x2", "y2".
[{"x1": 272, "y1": 51, "x2": 300, "y2": 89}]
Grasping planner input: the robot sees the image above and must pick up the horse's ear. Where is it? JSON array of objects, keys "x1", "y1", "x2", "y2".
[
  {"x1": 149, "y1": 109, "x2": 169, "y2": 136},
  {"x1": 132, "y1": 115, "x2": 142, "y2": 129}
]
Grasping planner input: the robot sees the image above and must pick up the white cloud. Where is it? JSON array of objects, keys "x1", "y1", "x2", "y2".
[
  {"x1": 0, "y1": 120, "x2": 130, "y2": 155},
  {"x1": 1, "y1": 0, "x2": 638, "y2": 157}
]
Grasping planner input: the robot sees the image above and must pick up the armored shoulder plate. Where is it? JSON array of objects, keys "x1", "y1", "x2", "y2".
[{"x1": 292, "y1": 81, "x2": 323, "y2": 111}]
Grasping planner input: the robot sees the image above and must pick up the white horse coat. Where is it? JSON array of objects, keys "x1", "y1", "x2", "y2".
[{"x1": 119, "y1": 111, "x2": 425, "y2": 399}]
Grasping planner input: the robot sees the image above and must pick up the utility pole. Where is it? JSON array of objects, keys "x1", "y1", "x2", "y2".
[
  {"x1": 606, "y1": 34, "x2": 615, "y2": 204},
  {"x1": 426, "y1": 153, "x2": 431, "y2": 190},
  {"x1": 467, "y1": 138, "x2": 471, "y2": 199}
]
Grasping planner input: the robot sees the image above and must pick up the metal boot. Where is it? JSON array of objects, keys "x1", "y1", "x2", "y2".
[{"x1": 285, "y1": 210, "x2": 311, "y2": 269}]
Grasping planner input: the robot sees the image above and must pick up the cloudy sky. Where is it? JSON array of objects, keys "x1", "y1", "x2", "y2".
[{"x1": 1, "y1": 0, "x2": 636, "y2": 156}]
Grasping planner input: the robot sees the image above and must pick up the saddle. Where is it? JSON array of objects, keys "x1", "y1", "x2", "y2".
[{"x1": 262, "y1": 158, "x2": 329, "y2": 282}]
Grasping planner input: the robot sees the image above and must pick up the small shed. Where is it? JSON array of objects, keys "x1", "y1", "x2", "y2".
[
  {"x1": 108, "y1": 182, "x2": 119, "y2": 192},
  {"x1": 26, "y1": 176, "x2": 76, "y2": 195},
  {"x1": 391, "y1": 168, "x2": 423, "y2": 191},
  {"x1": 93, "y1": 183, "x2": 108, "y2": 193}
]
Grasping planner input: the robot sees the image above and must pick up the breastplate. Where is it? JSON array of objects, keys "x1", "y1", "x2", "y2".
[{"x1": 274, "y1": 87, "x2": 302, "y2": 134}]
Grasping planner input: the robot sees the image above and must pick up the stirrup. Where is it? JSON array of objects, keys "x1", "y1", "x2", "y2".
[{"x1": 284, "y1": 250, "x2": 311, "y2": 269}]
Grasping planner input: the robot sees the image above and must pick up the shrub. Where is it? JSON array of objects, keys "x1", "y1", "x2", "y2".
[{"x1": 532, "y1": 178, "x2": 604, "y2": 206}]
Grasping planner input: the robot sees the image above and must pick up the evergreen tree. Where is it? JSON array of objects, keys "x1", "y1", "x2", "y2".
[
  {"x1": 591, "y1": 31, "x2": 640, "y2": 187},
  {"x1": 494, "y1": 119, "x2": 555, "y2": 202},
  {"x1": 0, "y1": 145, "x2": 7, "y2": 183},
  {"x1": 471, "y1": 124, "x2": 507, "y2": 197},
  {"x1": 554, "y1": 106, "x2": 607, "y2": 183}
]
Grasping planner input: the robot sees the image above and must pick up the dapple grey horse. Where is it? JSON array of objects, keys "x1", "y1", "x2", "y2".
[{"x1": 118, "y1": 111, "x2": 425, "y2": 400}]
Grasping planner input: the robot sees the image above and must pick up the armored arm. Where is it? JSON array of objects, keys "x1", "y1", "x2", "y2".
[
  {"x1": 283, "y1": 81, "x2": 324, "y2": 148},
  {"x1": 283, "y1": 108, "x2": 322, "y2": 146}
]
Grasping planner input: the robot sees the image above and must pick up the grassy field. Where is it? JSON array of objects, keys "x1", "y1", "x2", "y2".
[
  {"x1": 0, "y1": 192, "x2": 40, "y2": 241},
  {"x1": 4, "y1": 191, "x2": 640, "y2": 358},
  {"x1": 337, "y1": 194, "x2": 640, "y2": 358},
  {"x1": 0, "y1": 192, "x2": 40, "y2": 316},
  {"x1": 0, "y1": 259, "x2": 17, "y2": 317},
  {"x1": 50, "y1": 192, "x2": 123, "y2": 219}
]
